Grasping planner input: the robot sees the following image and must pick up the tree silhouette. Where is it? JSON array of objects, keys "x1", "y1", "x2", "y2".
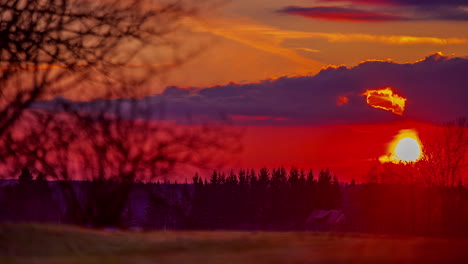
[
  {"x1": 0, "y1": 0, "x2": 203, "y2": 137},
  {"x1": 419, "y1": 117, "x2": 468, "y2": 187},
  {"x1": 35, "y1": 172, "x2": 47, "y2": 182},
  {"x1": 18, "y1": 167, "x2": 32, "y2": 184},
  {"x1": 210, "y1": 170, "x2": 219, "y2": 185},
  {"x1": 258, "y1": 167, "x2": 270, "y2": 186},
  {"x1": 0, "y1": 0, "x2": 241, "y2": 227},
  {"x1": 187, "y1": 166, "x2": 343, "y2": 230},
  {"x1": 1, "y1": 100, "x2": 239, "y2": 227},
  {"x1": 288, "y1": 166, "x2": 299, "y2": 186},
  {"x1": 306, "y1": 169, "x2": 315, "y2": 185}
]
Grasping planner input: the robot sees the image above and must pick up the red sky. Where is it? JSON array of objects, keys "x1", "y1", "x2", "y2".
[
  {"x1": 39, "y1": 53, "x2": 467, "y2": 182},
  {"x1": 233, "y1": 121, "x2": 439, "y2": 182},
  {"x1": 162, "y1": 0, "x2": 467, "y2": 181},
  {"x1": 30, "y1": 0, "x2": 468, "y2": 182}
]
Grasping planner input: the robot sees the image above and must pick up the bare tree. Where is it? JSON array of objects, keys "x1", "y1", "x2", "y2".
[
  {"x1": 0, "y1": 0, "x2": 201, "y2": 136},
  {"x1": 409, "y1": 117, "x2": 468, "y2": 234},
  {"x1": 1, "y1": 99, "x2": 240, "y2": 226},
  {"x1": 418, "y1": 118, "x2": 468, "y2": 188},
  {"x1": 364, "y1": 118, "x2": 468, "y2": 187},
  {"x1": 0, "y1": 0, "x2": 241, "y2": 227}
]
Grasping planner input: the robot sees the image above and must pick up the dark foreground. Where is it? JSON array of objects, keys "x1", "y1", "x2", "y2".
[{"x1": 1, "y1": 224, "x2": 467, "y2": 264}]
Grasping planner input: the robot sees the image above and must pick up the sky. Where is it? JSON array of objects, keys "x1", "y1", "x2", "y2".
[
  {"x1": 156, "y1": 0, "x2": 468, "y2": 89},
  {"x1": 40, "y1": 0, "x2": 468, "y2": 181}
]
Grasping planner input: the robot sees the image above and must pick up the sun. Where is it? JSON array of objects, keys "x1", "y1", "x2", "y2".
[
  {"x1": 379, "y1": 129, "x2": 423, "y2": 163},
  {"x1": 394, "y1": 137, "x2": 421, "y2": 162}
]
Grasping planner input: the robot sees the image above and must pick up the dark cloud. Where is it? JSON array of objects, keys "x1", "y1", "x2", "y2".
[
  {"x1": 320, "y1": 0, "x2": 468, "y2": 6},
  {"x1": 34, "y1": 53, "x2": 468, "y2": 126},
  {"x1": 316, "y1": 0, "x2": 468, "y2": 21},
  {"x1": 278, "y1": 6, "x2": 407, "y2": 22},
  {"x1": 416, "y1": 5, "x2": 468, "y2": 21}
]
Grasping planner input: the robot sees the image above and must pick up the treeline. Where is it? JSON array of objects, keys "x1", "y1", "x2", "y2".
[
  {"x1": 0, "y1": 167, "x2": 342, "y2": 230},
  {"x1": 3, "y1": 167, "x2": 468, "y2": 237},
  {"x1": 345, "y1": 184, "x2": 468, "y2": 237},
  {"x1": 0, "y1": 169, "x2": 60, "y2": 223},
  {"x1": 187, "y1": 167, "x2": 341, "y2": 230}
]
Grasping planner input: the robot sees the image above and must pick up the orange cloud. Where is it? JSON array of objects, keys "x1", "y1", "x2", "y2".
[
  {"x1": 191, "y1": 17, "x2": 468, "y2": 48},
  {"x1": 361, "y1": 87, "x2": 407, "y2": 115},
  {"x1": 190, "y1": 18, "x2": 323, "y2": 68},
  {"x1": 296, "y1": 48, "x2": 320, "y2": 53},
  {"x1": 337, "y1": 96, "x2": 349, "y2": 106}
]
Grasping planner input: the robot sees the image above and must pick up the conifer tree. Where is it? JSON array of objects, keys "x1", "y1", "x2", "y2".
[
  {"x1": 249, "y1": 169, "x2": 258, "y2": 186},
  {"x1": 18, "y1": 167, "x2": 33, "y2": 184},
  {"x1": 238, "y1": 169, "x2": 247, "y2": 186},
  {"x1": 288, "y1": 166, "x2": 300, "y2": 186},
  {"x1": 306, "y1": 169, "x2": 315, "y2": 184},
  {"x1": 210, "y1": 170, "x2": 218, "y2": 185},
  {"x1": 258, "y1": 168, "x2": 270, "y2": 186},
  {"x1": 299, "y1": 169, "x2": 306, "y2": 185},
  {"x1": 35, "y1": 172, "x2": 47, "y2": 182},
  {"x1": 227, "y1": 170, "x2": 238, "y2": 185},
  {"x1": 193, "y1": 172, "x2": 200, "y2": 185}
]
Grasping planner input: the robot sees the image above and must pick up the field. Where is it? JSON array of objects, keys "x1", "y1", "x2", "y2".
[{"x1": 1, "y1": 224, "x2": 468, "y2": 264}]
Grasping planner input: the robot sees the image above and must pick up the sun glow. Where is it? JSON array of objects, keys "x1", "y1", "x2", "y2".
[
  {"x1": 379, "y1": 129, "x2": 422, "y2": 163},
  {"x1": 362, "y1": 87, "x2": 407, "y2": 115}
]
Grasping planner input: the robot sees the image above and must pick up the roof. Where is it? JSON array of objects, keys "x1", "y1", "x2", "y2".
[{"x1": 305, "y1": 209, "x2": 345, "y2": 224}]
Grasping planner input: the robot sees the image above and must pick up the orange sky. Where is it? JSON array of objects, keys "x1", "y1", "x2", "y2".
[{"x1": 149, "y1": 0, "x2": 468, "y2": 90}]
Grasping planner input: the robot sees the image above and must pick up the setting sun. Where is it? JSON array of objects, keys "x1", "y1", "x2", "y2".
[
  {"x1": 394, "y1": 137, "x2": 421, "y2": 162},
  {"x1": 380, "y1": 129, "x2": 422, "y2": 163}
]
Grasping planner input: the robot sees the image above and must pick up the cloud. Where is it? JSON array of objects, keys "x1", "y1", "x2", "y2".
[
  {"x1": 229, "y1": 115, "x2": 289, "y2": 121},
  {"x1": 319, "y1": 0, "x2": 467, "y2": 6},
  {"x1": 317, "y1": 0, "x2": 468, "y2": 21},
  {"x1": 34, "y1": 53, "x2": 468, "y2": 126},
  {"x1": 279, "y1": 6, "x2": 407, "y2": 22},
  {"x1": 296, "y1": 48, "x2": 320, "y2": 53},
  {"x1": 190, "y1": 18, "x2": 322, "y2": 68},
  {"x1": 194, "y1": 18, "x2": 468, "y2": 48}
]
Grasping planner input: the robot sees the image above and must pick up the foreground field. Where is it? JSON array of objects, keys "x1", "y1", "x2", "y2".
[{"x1": 1, "y1": 224, "x2": 468, "y2": 264}]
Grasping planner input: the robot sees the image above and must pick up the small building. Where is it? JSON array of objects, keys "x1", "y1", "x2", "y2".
[{"x1": 304, "y1": 209, "x2": 346, "y2": 231}]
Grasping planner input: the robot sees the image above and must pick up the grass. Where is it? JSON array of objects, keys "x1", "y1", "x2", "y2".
[{"x1": 1, "y1": 223, "x2": 468, "y2": 263}]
